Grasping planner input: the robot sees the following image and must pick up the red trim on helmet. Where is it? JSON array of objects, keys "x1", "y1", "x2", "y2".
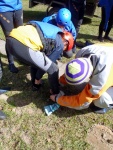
[{"x1": 63, "y1": 31, "x2": 74, "y2": 51}]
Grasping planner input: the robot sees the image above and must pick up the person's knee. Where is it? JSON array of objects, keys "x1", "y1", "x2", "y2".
[
  {"x1": 63, "y1": 50, "x2": 73, "y2": 58},
  {"x1": 93, "y1": 92, "x2": 113, "y2": 108},
  {"x1": 72, "y1": 44, "x2": 77, "y2": 54},
  {"x1": 47, "y1": 62, "x2": 58, "y2": 74}
]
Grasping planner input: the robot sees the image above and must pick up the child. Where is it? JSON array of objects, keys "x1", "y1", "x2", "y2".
[
  {"x1": 42, "y1": 8, "x2": 76, "y2": 53},
  {"x1": 50, "y1": 43, "x2": 113, "y2": 114}
]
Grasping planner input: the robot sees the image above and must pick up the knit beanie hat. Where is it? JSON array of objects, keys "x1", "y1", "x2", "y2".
[{"x1": 65, "y1": 58, "x2": 93, "y2": 85}]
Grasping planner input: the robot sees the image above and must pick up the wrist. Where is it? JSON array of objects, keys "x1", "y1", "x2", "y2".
[{"x1": 55, "y1": 95, "x2": 57, "y2": 103}]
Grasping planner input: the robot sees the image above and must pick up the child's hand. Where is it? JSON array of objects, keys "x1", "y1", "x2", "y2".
[
  {"x1": 50, "y1": 94, "x2": 56, "y2": 102},
  {"x1": 50, "y1": 91, "x2": 65, "y2": 102},
  {"x1": 49, "y1": 89, "x2": 53, "y2": 94}
]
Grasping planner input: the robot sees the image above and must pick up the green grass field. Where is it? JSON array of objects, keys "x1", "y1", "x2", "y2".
[{"x1": 0, "y1": 1, "x2": 113, "y2": 150}]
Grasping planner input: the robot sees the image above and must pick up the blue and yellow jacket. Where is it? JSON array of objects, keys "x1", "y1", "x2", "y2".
[
  {"x1": 9, "y1": 21, "x2": 63, "y2": 52},
  {"x1": 0, "y1": 0, "x2": 22, "y2": 12}
]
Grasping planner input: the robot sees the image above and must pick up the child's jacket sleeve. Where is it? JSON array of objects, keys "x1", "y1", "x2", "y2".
[
  {"x1": 57, "y1": 84, "x2": 94, "y2": 108},
  {"x1": 59, "y1": 74, "x2": 67, "y2": 85}
]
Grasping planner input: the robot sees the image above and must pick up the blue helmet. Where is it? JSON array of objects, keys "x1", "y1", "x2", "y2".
[{"x1": 56, "y1": 8, "x2": 71, "y2": 26}]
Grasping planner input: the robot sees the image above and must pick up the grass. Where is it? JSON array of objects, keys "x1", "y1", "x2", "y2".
[{"x1": 0, "y1": 1, "x2": 113, "y2": 150}]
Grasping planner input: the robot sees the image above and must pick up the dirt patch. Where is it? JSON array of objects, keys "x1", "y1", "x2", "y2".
[{"x1": 86, "y1": 124, "x2": 113, "y2": 150}]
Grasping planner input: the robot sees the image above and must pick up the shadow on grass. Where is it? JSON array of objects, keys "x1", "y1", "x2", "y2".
[
  {"x1": 0, "y1": 54, "x2": 50, "y2": 109},
  {"x1": 6, "y1": 88, "x2": 93, "y2": 118},
  {"x1": 77, "y1": 33, "x2": 98, "y2": 41},
  {"x1": 0, "y1": 55, "x2": 65, "y2": 116},
  {"x1": 75, "y1": 17, "x2": 98, "y2": 41},
  {"x1": 23, "y1": 10, "x2": 46, "y2": 23},
  {"x1": 5, "y1": 76, "x2": 50, "y2": 111},
  {"x1": 93, "y1": 14, "x2": 101, "y2": 18},
  {"x1": 6, "y1": 87, "x2": 49, "y2": 108},
  {"x1": 82, "y1": 17, "x2": 92, "y2": 25},
  {"x1": 43, "y1": 98, "x2": 93, "y2": 117},
  {"x1": 55, "y1": 106, "x2": 93, "y2": 117},
  {"x1": 6, "y1": 81, "x2": 51, "y2": 114},
  {"x1": 1, "y1": 54, "x2": 30, "y2": 87}
]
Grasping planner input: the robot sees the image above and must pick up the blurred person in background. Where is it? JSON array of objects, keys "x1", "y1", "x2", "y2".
[
  {"x1": 98, "y1": 0, "x2": 113, "y2": 42},
  {"x1": 69, "y1": 0, "x2": 86, "y2": 37}
]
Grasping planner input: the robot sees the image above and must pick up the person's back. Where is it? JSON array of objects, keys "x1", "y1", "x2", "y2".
[
  {"x1": 42, "y1": 14, "x2": 57, "y2": 26},
  {"x1": 9, "y1": 20, "x2": 74, "y2": 58},
  {"x1": 9, "y1": 21, "x2": 63, "y2": 53},
  {"x1": 0, "y1": 0, "x2": 22, "y2": 12}
]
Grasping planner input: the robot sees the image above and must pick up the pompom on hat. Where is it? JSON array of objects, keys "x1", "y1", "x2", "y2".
[{"x1": 65, "y1": 58, "x2": 93, "y2": 85}]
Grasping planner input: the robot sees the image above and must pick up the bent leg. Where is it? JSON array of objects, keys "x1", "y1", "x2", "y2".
[
  {"x1": 104, "y1": 6, "x2": 113, "y2": 41},
  {"x1": 98, "y1": 7, "x2": 106, "y2": 42},
  {"x1": 0, "y1": 12, "x2": 15, "y2": 64},
  {"x1": 29, "y1": 48, "x2": 59, "y2": 94},
  {"x1": 13, "y1": 9, "x2": 23, "y2": 27},
  {"x1": 90, "y1": 87, "x2": 113, "y2": 113},
  {"x1": 93, "y1": 88, "x2": 113, "y2": 108}
]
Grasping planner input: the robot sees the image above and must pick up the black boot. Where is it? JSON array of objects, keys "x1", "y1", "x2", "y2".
[
  {"x1": 104, "y1": 19, "x2": 113, "y2": 41},
  {"x1": 0, "y1": 87, "x2": 11, "y2": 94},
  {"x1": 98, "y1": 25, "x2": 104, "y2": 42},
  {"x1": 98, "y1": 36, "x2": 104, "y2": 42},
  {"x1": 89, "y1": 103, "x2": 113, "y2": 114},
  {"x1": 9, "y1": 64, "x2": 18, "y2": 73},
  {"x1": 85, "y1": 40, "x2": 94, "y2": 46},
  {"x1": 32, "y1": 83, "x2": 42, "y2": 91},
  {"x1": 72, "y1": 44, "x2": 77, "y2": 53},
  {"x1": 104, "y1": 35, "x2": 113, "y2": 41},
  {"x1": 0, "y1": 111, "x2": 6, "y2": 120}
]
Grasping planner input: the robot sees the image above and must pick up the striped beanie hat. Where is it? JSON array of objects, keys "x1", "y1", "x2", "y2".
[{"x1": 65, "y1": 58, "x2": 93, "y2": 85}]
